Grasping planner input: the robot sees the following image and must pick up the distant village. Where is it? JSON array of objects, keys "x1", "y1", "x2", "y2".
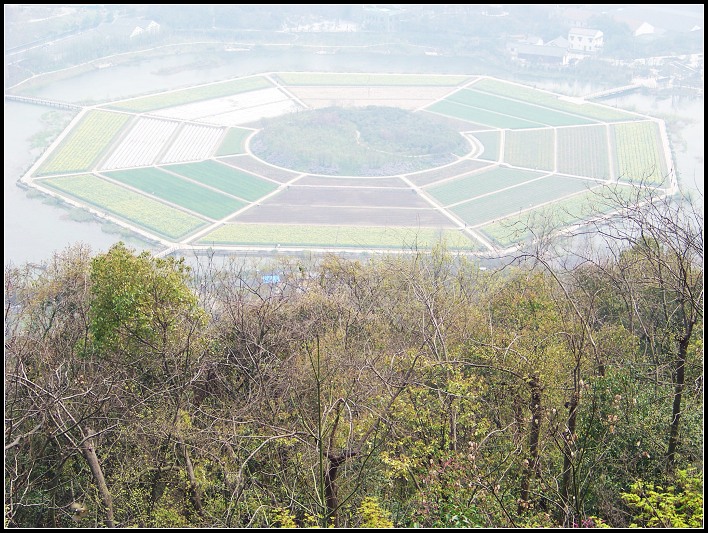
[
  {"x1": 282, "y1": 4, "x2": 703, "y2": 94},
  {"x1": 6, "y1": 4, "x2": 703, "y2": 96}
]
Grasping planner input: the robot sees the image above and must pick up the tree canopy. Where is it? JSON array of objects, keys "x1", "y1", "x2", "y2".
[{"x1": 4, "y1": 187, "x2": 703, "y2": 528}]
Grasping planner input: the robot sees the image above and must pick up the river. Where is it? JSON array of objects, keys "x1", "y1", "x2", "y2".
[{"x1": 4, "y1": 49, "x2": 704, "y2": 266}]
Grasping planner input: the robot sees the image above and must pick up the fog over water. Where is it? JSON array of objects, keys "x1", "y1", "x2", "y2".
[
  {"x1": 4, "y1": 102, "x2": 126, "y2": 265},
  {"x1": 19, "y1": 49, "x2": 479, "y2": 104}
]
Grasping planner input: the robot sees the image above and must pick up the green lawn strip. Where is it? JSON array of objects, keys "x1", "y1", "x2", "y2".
[
  {"x1": 198, "y1": 223, "x2": 478, "y2": 250},
  {"x1": 479, "y1": 185, "x2": 637, "y2": 247},
  {"x1": 472, "y1": 78, "x2": 639, "y2": 122},
  {"x1": 427, "y1": 100, "x2": 544, "y2": 129},
  {"x1": 102, "y1": 168, "x2": 246, "y2": 219},
  {"x1": 504, "y1": 129, "x2": 555, "y2": 171},
  {"x1": 36, "y1": 110, "x2": 131, "y2": 175},
  {"x1": 612, "y1": 121, "x2": 669, "y2": 185},
  {"x1": 215, "y1": 127, "x2": 252, "y2": 156},
  {"x1": 470, "y1": 130, "x2": 501, "y2": 161},
  {"x1": 274, "y1": 72, "x2": 473, "y2": 86},
  {"x1": 427, "y1": 167, "x2": 546, "y2": 205},
  {"x1": 450, "y1": 89, "x2": 597, "y2": 126},
  {"x1": 451, "y1": 174, "x2": 596, "y2": 227},
  {"x1": 164, "y1": 160, "x2": 278, "y2": 201},
  {"x1": 104, "y1": 76, "x2": 272, "y2": 112},
  {"x1": 43, "y1": 174, "x2": 207, "y2": 240}
]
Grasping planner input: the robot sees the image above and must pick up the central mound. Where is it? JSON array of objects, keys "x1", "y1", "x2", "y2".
[{"x1": 249, "y1": 106, "x2": 470, "y2": 176}]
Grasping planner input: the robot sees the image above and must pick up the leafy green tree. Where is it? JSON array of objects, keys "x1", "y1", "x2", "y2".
[
  {"x1": 621, "y1": 468, "x2": 703, "y2": 527},
  {"x1": 88, "y1": 242, "x2": 211, "y2": 526},
  {"x1": 358, "y1": 496, "x2": 393, "y2": 528},
  {"x1": 5, "y1": 244, "x2": 119, "y2": 527}
]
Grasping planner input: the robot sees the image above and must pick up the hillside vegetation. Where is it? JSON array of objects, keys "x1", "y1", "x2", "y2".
[{"x1": 4, "y1": 185, "x2": 703, "y2": 528}]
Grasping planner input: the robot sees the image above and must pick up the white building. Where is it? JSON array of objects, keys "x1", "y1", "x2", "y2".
[
  {"x1": 568, "y1": 28, "x2": 604, "y2": 53},
  {"x1": 624, "y1": 20, "x2": 655, "y2": 37}
]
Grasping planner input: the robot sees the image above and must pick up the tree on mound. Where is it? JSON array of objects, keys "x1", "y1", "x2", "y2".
[{"x1": 250, "y1": 106, "x2": 470, "y2": 176}]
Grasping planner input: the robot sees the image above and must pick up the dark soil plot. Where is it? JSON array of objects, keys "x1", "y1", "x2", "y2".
[
  {"x1": 260, "y1": 186, "x2": 432, "y2": 208},
  {"x1": 296, "y1": 176, "x2": 408, "y2": 188},
  {"x1": 232, "y1": 205, "x2": 456, "y2": 227},
  {"x1": 219, "y1": 155, "x2": 301, "y2": 183}
]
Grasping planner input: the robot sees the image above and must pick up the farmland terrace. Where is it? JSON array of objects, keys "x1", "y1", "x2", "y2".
[{"x1": 21, "y1": 72, "x2": 675, "y2": 256}]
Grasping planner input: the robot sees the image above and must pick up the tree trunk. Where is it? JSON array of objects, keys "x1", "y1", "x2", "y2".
[
  {"x1": 519, "y1": 374, "x2": 542, "y2": 514},
  {"x1": 666, "y1": 330, "x2": 691, "y2": 469},
  {"x1": 325, "y1": 455, "x2": 346, "y2": 527},
  {"x1": 560, "y1": 388, "x2": 580, "y2": 527},
  {"x1": 513, "y1": 393, "x2": 524, "y2": 448},
  {"x1": 180, "y1": 441, "x2": 205, "y2": 517},
  {"x1": 80, "y1": 433, "x2": 115, "y2": 528},
  {"x1": 449, "y1": 406, "x2": 457, "y2": 452}
]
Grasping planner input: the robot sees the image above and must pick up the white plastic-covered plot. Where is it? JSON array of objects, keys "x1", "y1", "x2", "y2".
[
  {"x1": 198, "y1": 100, "x2": 302, "y2": 126},
  {"x1": 153, "y1": 88, "x2": 294, "y2": 121},
  {"x1": 101, "y1": 117, "x2": 179, "y2": 170},
  {"x1": 160, "y1": 124, "x2": 224, "y2": 164}
]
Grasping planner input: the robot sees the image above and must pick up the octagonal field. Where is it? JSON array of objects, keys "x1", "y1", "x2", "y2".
[{"x1": 26, "y1": 72, "x2": 674, "y2": 254}]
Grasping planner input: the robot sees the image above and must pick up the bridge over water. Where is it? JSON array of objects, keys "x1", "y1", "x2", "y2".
[
  {"x1": 583, "y1": 84, "x2": 642, "y2": 100},
  {"x1": 5, "y1": 94, "x2": 83, "y2": 111}
]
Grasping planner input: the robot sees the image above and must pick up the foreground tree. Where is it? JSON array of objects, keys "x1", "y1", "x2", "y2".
[
  {"x1": 5, "y1": 244, "x2": 120, "y2": 527},
  {"x1": 507, "y1": 181, "x2": 703, "y2": 525},
  {"x1": 5, "y1": 243, "x2": 212, "y2": 527}
]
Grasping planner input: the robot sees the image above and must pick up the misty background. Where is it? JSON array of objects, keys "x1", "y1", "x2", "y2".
[{"x1": 4, "y1": 4, "x2": 704, "y2": 264}]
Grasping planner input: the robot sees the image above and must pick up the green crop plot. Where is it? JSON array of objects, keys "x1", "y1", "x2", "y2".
[
  {"x1": 198, "y1": 223, "x2": 478, "y2": 249},
  {"x1": 556, "y1": 125, "x2": 610, "y2": 179},
  {"x1": 427, "y1": 100, "x2": 544, "y2": 129},
  {"x1": 102, "y1": 168, "x2": 246, "y2": 219},
  {"x1": 165, "y1": 160, "x2": 279, "y2": 201},
  {"x1": 106, "y1": 76, "x2": 272, "y2": 112},
  {"x1": 273, "y1": 72, "x2": 473, "y2": 86},
  {"x1": 215, "y1": 127, "x2": 252, "y2": 156},
  {"x1": 43, "y1": 174, "x2": 208, "y2": 239},
  {"x1": 449, "y1": 89, "x2": 596, "y2": 126},
  {"x1": 480, "y1": 184, "x2": 637, "y2": 246},
  {"x1": 472, "y1": 78, "x2": 640, "y2": 122},
  {"x1": 504, "y1": 129, "x2": 555, "y2": 171},
  {"x1": 451, "y1": 174, "x2": 596, "y2": 227},
  {"x1": 36, "y1": 110, "x2": 131, "y2": 175},
  {"x1": 427, "y1": 167, "x2": 546, "y2": 206},
  {"x1": 471, "y1": 130, "x2": 501, "y2": 161},
  {"x1": 612, "y1": 121, "x2": 668, "y2": 185}
]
